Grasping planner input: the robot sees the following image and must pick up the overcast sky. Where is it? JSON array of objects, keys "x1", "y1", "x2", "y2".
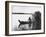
[{"x1": 12, "y1": 5, "x2": 42, "y2": 14}]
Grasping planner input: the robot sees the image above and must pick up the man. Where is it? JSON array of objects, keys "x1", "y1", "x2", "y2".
[{"x1": 33, "y1": 11, "x2": 41, "y2": 30}]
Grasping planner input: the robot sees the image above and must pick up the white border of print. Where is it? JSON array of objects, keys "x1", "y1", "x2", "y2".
[{"x1": 9, "y1": 3, "x2": 44, "y2": 34}]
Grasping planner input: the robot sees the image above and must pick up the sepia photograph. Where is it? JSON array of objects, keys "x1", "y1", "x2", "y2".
[{"x1": 5, "y1": 1, "x2": 45, "y2": 36}]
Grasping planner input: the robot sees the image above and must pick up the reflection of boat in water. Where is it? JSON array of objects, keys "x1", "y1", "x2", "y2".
[{"x1": 18, "y1": 17, "x2": 32, "y2": 28}]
